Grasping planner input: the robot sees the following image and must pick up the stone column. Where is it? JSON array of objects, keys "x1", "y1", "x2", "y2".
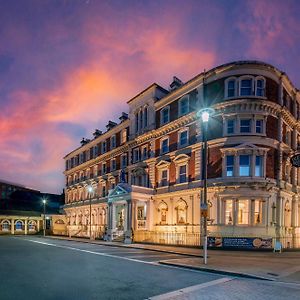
[
  {"x1": 107, "y1": 202, "x2": 113, "y2": 241},
  {"x1": 11, "y1": 219, "x2": 14, "y2": 235},
  {"x1": 25, "y1": 219, "x2": 28, "y2": 235},
  {"x1": 124, "y1": 200, "x2": 132, "y2": 244},
  {"x1": 292, "y1": 195, "x2": 298, "y2": 227}
]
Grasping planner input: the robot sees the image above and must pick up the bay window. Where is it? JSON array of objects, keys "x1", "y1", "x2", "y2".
[
  {"x1": 238, "y1": 200, "x2": 249, "y2": 224},
  {"x1": 239, "y1": 155, "x2": 250, "y2": 176},
  {"x1": 255, "y1": 119, "x2": 263, "y2": 133},
  {"x1": 225, "y1": 200, "x2": 233, "y2": 225},
  {"x1": 240, "y1": 119, "x2": 251, "y2": 133},
  {"x1": 226, "y1": 155, "x2": 234, "y2": 177},
  {"x1": 254, "y1": 200, "x2": 263, "y2": 224},
  {"x1": 227, "y1": 80, "x2": 236, "y2": 97},
  {"x1": 227, "y1": 119, "x2": 235, "y2": 134},
  {"x1": 255, "y1": 78, "x2": 265, "y2": 97},
  {"x1": 255, "y1": 156, "x2": 263, "y2": 176}
]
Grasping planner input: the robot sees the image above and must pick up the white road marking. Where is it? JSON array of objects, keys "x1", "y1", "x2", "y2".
[
  {"x1": 20, "y1": 238, "x2": 214, "y2": 274},
  {"x1": 147, "y1": 277, "x2": 233, "y2": 300}
]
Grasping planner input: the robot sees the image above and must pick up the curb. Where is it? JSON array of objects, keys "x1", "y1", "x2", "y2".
[
  {"x1": 159, "y1": 261, "x2": 274, "y2": 281},
  {"x1": 41, "y1": 236, "x2": 202, "y2": 258}
]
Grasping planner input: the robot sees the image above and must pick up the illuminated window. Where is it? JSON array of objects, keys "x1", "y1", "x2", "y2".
[
  {"x1": 121, "y1": 129, "x2": 127, "y2": 144},
  {"x1": 254, "y1": 200, "x2": 263, "y2": 224},
  {"x1": 225, "y1": 200, "x2": 233, "y2": 225},
  {"x1": 238, "y1": 200, "x2": 249, "y2": 225}
]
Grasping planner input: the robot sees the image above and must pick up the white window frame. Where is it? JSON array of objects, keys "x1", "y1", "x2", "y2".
[
  {"x1": 160, "y1": 169, "x2": 169, "y2": 187},
  {"x1": 224, "y1": 77, "x2": 237, "y2": 98},
  {"x1": 160, "y1": 137, "x2": 169, "y2": 155},
  {"x1": 178, "y1": 128, "x2": 189, "y2": 148},
  {"x1": 110, "y1": 135, "x2": 116, "y2": 149},
  {"x1": 178, "y1": 96, "x2": 189, "y2": 116},
  {"x1": 121, "y1": 154, "x2": 127, "y2": 168},
  {"x1": 239, "y1": 118, "x2": 252, "y2": 133},
  {"x1": 238, "y1": 75, "x2": 254, "y2": 96},
  {"x1": 102, "y1": 141, "x2": 107, "y2": 153},
  {"x1": 255, "y1": 76, "x2": 266, "y2": 97},
  {"x1": 111, "y1": 158, "x2": 116, "y2": 171},
  {"x1": 160, "y1": 106, "x2": 170, "y2": 125},
  {"x1": 226, "y1": 119, "x2": 236, "y2": 135}
]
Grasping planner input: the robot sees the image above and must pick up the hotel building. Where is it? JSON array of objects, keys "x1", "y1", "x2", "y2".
[{"x1": 63, "y1": 61, "x2": 300, "y2": 248}]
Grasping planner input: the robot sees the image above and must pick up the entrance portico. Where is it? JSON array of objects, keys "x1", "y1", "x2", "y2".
[{"x1": 106, "y1": 183, "x2": 153, "y2": 243}]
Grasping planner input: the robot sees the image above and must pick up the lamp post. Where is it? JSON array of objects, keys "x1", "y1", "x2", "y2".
[
  {"x1": 87, "y1": 185, "x2": 93, "y2": 240},
  {"x1": 199, "y1": 108, "x2": 212, "y2": 265},
  {"x1": 42, "y1": 198, "x2": 46, "y2": 237}
]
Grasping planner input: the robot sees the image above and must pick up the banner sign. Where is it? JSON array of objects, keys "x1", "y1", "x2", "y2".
[{"x1": 207, "y1": 237, "x2": 273, "y2": 249}]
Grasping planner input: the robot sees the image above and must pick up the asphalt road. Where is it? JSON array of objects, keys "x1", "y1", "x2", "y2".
[{"x1": 0, "y1": 236, "x2": 300, "y2": 300}]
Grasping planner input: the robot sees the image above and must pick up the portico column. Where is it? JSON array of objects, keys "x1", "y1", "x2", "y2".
[
  {"x1": 107, "y1": 202, "x2": 113, "y2": 241},
  {"x1": 124, "y1": 200, "x2": 132, "y2": 244}
]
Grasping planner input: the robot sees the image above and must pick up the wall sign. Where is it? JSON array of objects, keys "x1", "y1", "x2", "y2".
[{"x1": 207, "y1": 237, "x2": 273, "y2": 249}]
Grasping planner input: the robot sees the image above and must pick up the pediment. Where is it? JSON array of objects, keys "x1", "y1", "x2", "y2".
[
  {"x1": 109, "y1": 183, "x2": 132, "y2": 198},
  {"x1": 156, "y1": 159, "x2": 171, "y2": 169}
]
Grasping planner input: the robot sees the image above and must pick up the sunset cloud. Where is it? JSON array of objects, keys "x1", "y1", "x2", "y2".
[{"x1": 0, "y1": 0, "x2": 299, "y2": 193}]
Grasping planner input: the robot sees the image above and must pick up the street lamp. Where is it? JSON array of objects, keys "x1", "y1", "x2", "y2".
[
  {"x1": 199, "y1": 108, "x2": 214, "y2": 265},
  {"x1": 42, "y1": 198, "x2": 46, "y2": 237},
  {"x1": 87, "y1": 185, "x2": 93, "y2": 240}
]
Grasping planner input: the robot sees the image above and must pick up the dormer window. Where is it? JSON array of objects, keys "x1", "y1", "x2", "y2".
[
  {"x1": 240, "y1": 78, "x2": 253, "y2": 96},
  {"x1": 179, "y1": 97, "x2": 189, "y2": 116},
  {"x1": 227, "y1": 79, "x2": 236, "y2": 97},
  {"x1": 161, "y1": 106, "x2": 170, "y2": 125},
  {"x1": 255, "y1": 77, "x2": 265, "y2": 97}
]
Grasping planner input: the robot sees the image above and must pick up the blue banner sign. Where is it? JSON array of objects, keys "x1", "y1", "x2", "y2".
[{"x1": 207, "y1": 237, "x2": 273, "y2": 249}]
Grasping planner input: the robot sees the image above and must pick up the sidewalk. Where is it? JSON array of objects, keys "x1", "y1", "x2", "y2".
[{"x1": 46, "y1": 235, "x2": 300, "y2": 283}]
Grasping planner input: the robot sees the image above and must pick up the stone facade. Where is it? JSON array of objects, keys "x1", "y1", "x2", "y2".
[{"x1": 63, "y1": 61, "x2": 300, "y2": 248}]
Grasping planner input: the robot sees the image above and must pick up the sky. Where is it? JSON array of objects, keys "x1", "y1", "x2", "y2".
[{"x1": 0, "y1": 0, "x2": 299, "y2": 194}]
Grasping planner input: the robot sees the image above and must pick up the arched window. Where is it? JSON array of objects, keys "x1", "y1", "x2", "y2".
[
  {"x1": 55, "y1": 219, "x2": 65, "y2": 225},
  {"x1": 28, "y1": 220, "x2": 36, "y2": 230},
  {"x1": 225, "y1": 77, "x2": 237, "y2": 98},
  {"x1": 255, "y1": 77, "x2": 265, "y2": 97},
  {"x1": 1, "y1": 220, "x2": 10, "y2": 231},
  {"x1": 158, "y1": 201, "x2": 168, "y2": 225},
  {"x1": 15, "y1": 220, "x2": 23, "y2": 231},
  {"x1": 175, "y1": 199, "x2": 188, "y2": 224},
  {"x1": 239, "y1": 76, "x2": 254, "y2": 96},
  {"x1": 178, "y1": 96, "x2": 189, "y2": 116}
]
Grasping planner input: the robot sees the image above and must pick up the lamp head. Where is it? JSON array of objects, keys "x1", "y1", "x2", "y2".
[
  {"x1": 42, "y1": 199, "x2": 46, "y2": 204},
  {"x1": 201, "y1": 111, "x2": 210, "y2": 123},
  {"x1": 87, "y1": 186, "x2": 93, "y2": 193}
]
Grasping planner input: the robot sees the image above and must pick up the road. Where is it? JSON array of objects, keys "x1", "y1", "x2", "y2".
[{"x1": 0, "y1": 236, "x2": 299, "y2": 300}]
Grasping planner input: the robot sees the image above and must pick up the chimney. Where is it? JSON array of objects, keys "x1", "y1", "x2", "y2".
[
  {"x1": 106, "y1": 121, "x2": 117, "y2": 131},
  {"x1": 119, "y1": 112, "x2": 128, "y2": 122},
  {"x1": 93, "y1": 129, "x2": 102, "y2": 138},
  {"x1": 170, "y1": 76, "x2": 183, "y2": 91}
]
